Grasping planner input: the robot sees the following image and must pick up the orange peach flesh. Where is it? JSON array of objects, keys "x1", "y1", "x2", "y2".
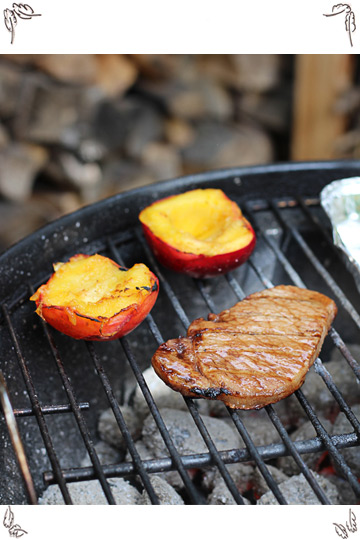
[
  {"x1": 139, "y1": 188, "x2": 254, "y2": 257},
  {"x1": 31, "y1": 254, "x2": 156, "y2": 323}
]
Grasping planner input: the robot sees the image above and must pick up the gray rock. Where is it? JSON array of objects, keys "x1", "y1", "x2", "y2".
[
  {"x1": 131, "y1": 367, "x2": 196, "y2": 420},
  {"x1": 0, "y1": 143, "x2": 47, "y2": 201},
  {"x1": 0, "y1": 122, "x2": 9, "y2": 148},
  {"x1": 44, "y1": 151, "x2": 103, "y2": 203},
  {"x1": 166, "y1": 79, "x2": 233, "y2": 122},
  {"x1": 125, "y1": 439, "x2": 195, "y2": 492},
  {"x1": 140, "y1": 476, "x2": 185, "y2": 505},
  {"x1": 124, "y1": 103, "x2": 164, "y2": 159},
  {"x1": 233, "y1": 408, "x2": 281, "y2": 448},
  {"x1": 251, "y1": 465, "x2": 289, "y2": 497},
  {"x1": 205, "y1": 464, "x2": 253, "y2": 505},
  {"x1": 328, "y1": 475, "x2": 359, "y2": 505},
  {"x1": 274, "y1": 354, "x2": 358, "y2": 428},
  {"x1": 181, "y1": 120, "x2": 273, "y2": 171},
  {"x1": 141, "y1": 142, "x2": 182, "y2": 182},
  {"x1": 81, "y1": 440, "x2": 123, "y2": 467},
  {"x1": 0, "y1": 62, "x2": 23, "y2": 117},
  {"x1": 125, "y1": 439, "x2": 155, "y2": 463},
  {"x1": 327, "y1": 345, "x2": 360, "y2": 407},
  {"x1": 98, "y1": 404, "x2": 143, "y2": 452},
  {"x1": 277, "y1": 417, "x2": 333, "y2": 476},
  {"x1": 23, "y1": 80, "x2": 100, "y2": 145},
  {"x1": 39, "y1": 478, "x2": 141, "y2": 505},
  {"x1": 258, "y1": 472, "x2": 341, "y2": 505},
  {"x1": 330, "y1": 404, "x2": 360, "y2": 477},
  {"x1": 142, "y1": 407, "x2": 240, "y2": 458},
  {"x1": 231, "y1": 55, "x2": 282, "y2": 93},
  {"x1": 205, "y1": 463, "x2": 288, "y2": 505},
  {"x1": 202, "y1": 462, "x2": 254, "y2": 493}
]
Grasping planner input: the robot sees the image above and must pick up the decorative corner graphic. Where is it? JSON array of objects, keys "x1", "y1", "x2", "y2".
[
  {"x1": 3, "y1": 506, "x2": 28, "y2": 538},
  {"x1": 333, "y1": 508, "x2": 357, "y2": 539},
  {"x1": 324, "y1": 3, "x2": 356, "y2": 46},
  {"x1": 3, "y1": 2, "x2": 41, "y2": 44}
]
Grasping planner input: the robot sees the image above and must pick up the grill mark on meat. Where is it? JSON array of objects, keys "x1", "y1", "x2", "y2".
[{"x1": 151, "y1": 285, "x2": 337, "y2": 410}]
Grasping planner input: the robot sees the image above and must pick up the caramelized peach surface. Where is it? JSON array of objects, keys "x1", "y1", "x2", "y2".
[
  {"x1": 139, "y1": 189, "x2": 256, "y2": 278},
  {"x1": 30, "y1": 254, "x2": 159, "y2": 340}
]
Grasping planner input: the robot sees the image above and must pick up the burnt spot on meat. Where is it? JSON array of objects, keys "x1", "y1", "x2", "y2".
[{"x1": 191, "y1": 386, "x2": 230, "y2": 399}]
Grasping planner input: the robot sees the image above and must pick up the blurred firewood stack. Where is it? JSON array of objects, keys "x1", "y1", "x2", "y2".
[{"x1": 0, "y1": 54, "x2": 355, "y2": 252}]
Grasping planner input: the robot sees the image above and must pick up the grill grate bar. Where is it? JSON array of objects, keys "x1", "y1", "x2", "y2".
[
  {"x1": 184, "y1": 397, "x2": 246, "y2": 504},
  {"x1": 109, "y1": 236, "x2": 211, "y2": 502},
  {"x1": 4, "y1": 181, "x2": 360, "y2": 505},
  {"x1": 247, "y1": 259, "x2": 274, "y2": 289},
  {"x1": 238, "y1": 203, "x2": 360, "y2": 501},
  {"x1": 247, "y1": 204, "x2": 360, "y2": 405},
  {"x1": 86, "y1": 341, "x2": 160, "y2": 505},
  {"x1": 2, "y1": 303, "x2": 73, "y2": 505},
  {"x1": 40, "y1": 321, "x2": 117, "y2": 504},
  {"x1": 108, "y1": 237, "x2": 165, "y2": 345},
  {"x1": 265, "y1": 404, "x2": 331, "y2": 504},
  {"x1": 227, "y1": 408, "x2": 288, "y2": 504},
  {"x1": 222, "y1": 268, "x2": 333, "y2": 504},
  {"x1": 189, "y1": 235, "x2": 351, "y2": 504},
  {"x1": 135, "y1": 229, "x2": 191, "y2": 329},
  {"x1": 188, "y1": 269, "x2": 334, "y2": 504},
  {"x1": 225, "y1": 273, "x2": 247, "y2": 300},
  {"x1": 13, "y1": 402, "x2": 90, "y2": 417},
  {"x1": 328, "y1": 328, "x2": 360, "y2": 382},
  {"x1": 194, "y1": 279, "x2": 218, "y2": 313},
  {"x1": 111, "y1": 233, "x2": 256, "y2": 503},
  {"x1": 120, "y1": 336, "x2": 204, "y2": 504},
  {"x1": 110, "y1": 236, "x2": 224, "y2": 503},
  {"x1": 270, "y1": 200, "x2": 360, "y2": 330},
  {"x1": 110, "y1": 239, "x2": 253, "y2": 504},
  {"x1": 43, "y1": 431, "x2": 359, "y2": 484},
  {"x1": 194, "y1": 274, "x2": 293, "y2": 503},
  {"x1": 248, "y1": 262, "x2": 360, "y2": 435},
  {"x1": 242, "y1": 259, "x2": 356, "y2": 503},
  {"x1": 244, "y1": 202, "x2": 304, "y2": 288},
  {"x1": 313, "y1": 358, "x2": 360, "y2": 436},
  {"x1": 296, "y1": 195, "x2": 341, "y2": 254},
  {"x1": 295, "y1": 388, "x2": 360, "y2": 498}
]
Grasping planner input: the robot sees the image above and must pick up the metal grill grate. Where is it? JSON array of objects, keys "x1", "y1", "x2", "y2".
[{"x1": 1, "y1": 162, "x2": 360, "y2": 505}]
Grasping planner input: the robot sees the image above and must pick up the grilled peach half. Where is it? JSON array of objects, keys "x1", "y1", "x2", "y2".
[
  {"x1": 139, "y1": 188, "x2": 256, "y2": 278},
  {"x1": 30, "y1": 254, "x2": 159, "y2": 340}
]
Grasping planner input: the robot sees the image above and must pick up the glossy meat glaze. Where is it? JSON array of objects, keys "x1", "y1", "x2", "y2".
[{"x1": 151, "y1": 286, "x2": 337, "y2": 409}]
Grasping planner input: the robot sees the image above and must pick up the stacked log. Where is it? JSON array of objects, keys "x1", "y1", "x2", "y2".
[{"x1": 0, "y1": 54, "x2": 293, "y2": 250}]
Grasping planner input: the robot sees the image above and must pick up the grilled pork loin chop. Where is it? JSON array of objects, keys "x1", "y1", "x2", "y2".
[{"x1": 152, "y1": 286, "x2": 337, "y2": 409}]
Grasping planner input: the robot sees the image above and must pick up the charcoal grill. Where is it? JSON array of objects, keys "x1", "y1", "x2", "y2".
[{"x1": 1, "y1": 160, "x2": 360, "y2": 505}]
